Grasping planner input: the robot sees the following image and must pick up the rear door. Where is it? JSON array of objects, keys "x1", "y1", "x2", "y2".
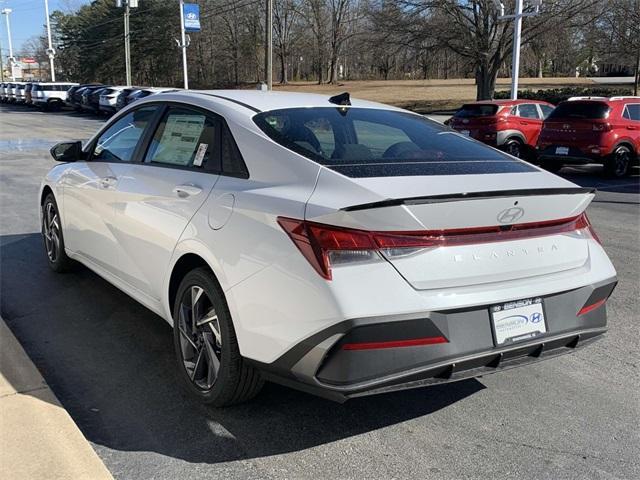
[
  {"x1": 111, "y1": 104, "x2": 221, "y2": 300},
  {"x1": 514, "y1": 103, "x2": 543, "y2": 145},
  {"x1": 62, "y1": 105, "x2": 159, "y2": 275}
]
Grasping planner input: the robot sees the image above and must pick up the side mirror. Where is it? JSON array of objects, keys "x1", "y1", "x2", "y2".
[{"x1": 50, "y1": 141, "x2": 83, "y2": 162}]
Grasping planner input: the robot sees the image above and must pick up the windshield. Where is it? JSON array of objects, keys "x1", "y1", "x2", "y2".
[
  {"x1": 454, "y1": 104, "x2": 500, "y2": 118},
  {"x1": 548, "y1": 102, "x2": 610, "y2": 120},
  {"x1": 254, "y1": 107, "x2": 534, "y2": 177}
]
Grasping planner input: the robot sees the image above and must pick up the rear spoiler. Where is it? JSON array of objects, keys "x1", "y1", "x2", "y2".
[{"x1": 342, "y1": 188, "x2": 596, "y2": 212}]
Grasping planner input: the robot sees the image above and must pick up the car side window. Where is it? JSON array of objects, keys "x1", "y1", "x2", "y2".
[
  {"x1": 221, "y1": 125, "x2": 249, "y2": 178},
  {"x1": 91, "y1": 106, "x2": 158, "y2": 163},
  {"x1": 517, "y1": 104, "x2": 540, "y2": 119},
  {"x1": 539, "y1": 105, "x2": 554, "y2": 119},
  {"x1": 623, "y1": 104, "x2": 640, "y2": 121},
  {"x1": 145, "y1": 107, "x2": 220, "y2": 171}
]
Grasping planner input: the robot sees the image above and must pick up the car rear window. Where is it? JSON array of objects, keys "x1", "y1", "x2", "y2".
[
  {"x1": 254, "y1": 107, "x2": 534, "y2": 177},
  {"x1": 454, "y1": 104, "x2": 499, "y2": 118},
  {"x1": 547, "y1": 102, "x2": 610, "y2": 120}
]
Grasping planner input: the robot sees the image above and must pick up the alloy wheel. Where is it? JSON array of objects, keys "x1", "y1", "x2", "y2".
[
  {"x1": 613, "y1": 147, "x2": 631, "y2": 177},
  {"x1": 43, "y1": 202, "x2": 61, "y2": 262},
  {"x1": 177, "y1": 285, "x2": 222, "y2": 390},
  {"x1": 505, "y1": 140, "x2": 522, "y2": 158}
]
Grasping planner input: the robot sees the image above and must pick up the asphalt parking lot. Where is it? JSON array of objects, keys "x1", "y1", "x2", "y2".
[{"x1": 1, "y1": 104, "x2": 639, "y2": 480}]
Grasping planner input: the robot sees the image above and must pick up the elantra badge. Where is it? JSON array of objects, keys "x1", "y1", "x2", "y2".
[{"x1": 497, "y1": 207, "x2": 524, "y2": 224}]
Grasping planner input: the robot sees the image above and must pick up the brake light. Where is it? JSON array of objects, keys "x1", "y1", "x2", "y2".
[
  {"x1": 278, "y1": 213, "x2": 600, "y2": 280},
  {"x1": 342, "y1": 336, "x2": 448, "y2": 350},
  {"x1": 577, "y1": 298, "x2": 607, "y2": 316},
  {"x1": 593, "y1": 123, "x2": 611, "y2": 132}
]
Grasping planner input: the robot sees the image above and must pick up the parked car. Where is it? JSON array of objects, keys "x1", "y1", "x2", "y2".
[
  {"x1": 114, "y1": 86, "x2": 142, "y2": 111},
  {"x1": 31, "y1": 82, "x2": 79, "y2": 111},
  {"x1": 0, "y1": 82, "x2": 7, "y2": 102},
  {"x1": 40, "y1": 90, "x2": 616, "y2": 406},
  {"x1": 98, "y1": 86, "x2": 127, "y2": 115},
  {"x1": 537, "y1": 96, "x2": 640, "y2": 177},
  {"x1": 67, "y1": 83, "x2": 102, "y2": 111},
  {"x1": 80, "y1": 85, "x2": 109, "y2": 113},
  {"x1": 14, "y1": 83, "x2": 28, "y2": 103},
  {"x1": 126, "y1": 87, "x2": 174, "y2": 105},
  {"x1": 448, "y1": 99, "x2": 555, "y2": 159}
]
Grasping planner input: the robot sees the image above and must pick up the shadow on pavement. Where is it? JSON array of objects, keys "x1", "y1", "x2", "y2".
[
  {"x1": 558, "y1": 165, "x2": 639, "y2": 195},
  {"x1": 0, "y1": 233, "x2": 483, "y2": 464}
]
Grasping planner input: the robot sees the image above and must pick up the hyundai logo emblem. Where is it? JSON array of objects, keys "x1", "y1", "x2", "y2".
[{"x1": 497, "y1": 207, "x2": 525, "y2": 224}]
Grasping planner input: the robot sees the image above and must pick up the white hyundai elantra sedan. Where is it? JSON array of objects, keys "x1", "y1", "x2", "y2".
[{"x1": 40, "y1": 90, "x2": 617, "y2": 405}]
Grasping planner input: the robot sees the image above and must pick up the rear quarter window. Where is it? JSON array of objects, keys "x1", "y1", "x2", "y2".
[{"x1": 254, "y1": 107, "x2": 535, "y2": 178}]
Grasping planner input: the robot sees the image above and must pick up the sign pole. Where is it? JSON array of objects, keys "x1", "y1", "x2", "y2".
[
  {"x1": 179, "y1": 0, "x2": 189, "y2": 89},
  {"x1": 44, "y1": 0, "x2": 56, "y2": 82}
]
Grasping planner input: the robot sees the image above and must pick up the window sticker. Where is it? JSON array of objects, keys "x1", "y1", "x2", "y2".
[
  {"x1": 153, "y1": 114, "x2": 205, "y2": 166},
  {"x1": 193, "y1": 143, "x2": 208, "y2": 167}
]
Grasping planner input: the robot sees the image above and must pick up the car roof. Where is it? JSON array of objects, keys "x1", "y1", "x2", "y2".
[
  {"x1": 464, "y1": 99, "x2": 550, "y2": 106},
  {"x1": 182, "y1": 89, "x2": 403, "y2": 114}
]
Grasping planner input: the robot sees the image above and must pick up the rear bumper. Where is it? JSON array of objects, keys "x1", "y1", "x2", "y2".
[
  {"x1": 538, "y1": 145, "x2": 608, "y2": 164},
  {"x1": 252, "y1": 278, "x2": 616, "y2": 402}
]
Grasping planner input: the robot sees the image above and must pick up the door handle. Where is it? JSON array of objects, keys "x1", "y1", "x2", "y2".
[
  {"x1": 99, "y1": 176, "x2": 117, "y2": 188},
  {"x1": 627, "y1": 126, "x2": 637, "y2": 130},
  {"x1": 173, "y1": 184, "x2": 202, "y2": 197}
]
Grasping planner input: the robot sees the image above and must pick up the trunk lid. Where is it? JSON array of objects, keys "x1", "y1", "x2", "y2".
[{"x1": 305, "y1": 170, "x2": 594, "y2": 290}]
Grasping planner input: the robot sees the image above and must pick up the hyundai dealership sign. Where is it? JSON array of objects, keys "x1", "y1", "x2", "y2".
[{"x1": 183, "y1": 3, "x2": 201, "y2": 32}]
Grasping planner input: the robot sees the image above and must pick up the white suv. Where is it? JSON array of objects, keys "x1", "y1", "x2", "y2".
[
  {"x1": 99, "y1": 86, "x2": 127, "y2": 115},
  {"x1": 31, "y1": 82, "x2": 78, "y2": 110}
]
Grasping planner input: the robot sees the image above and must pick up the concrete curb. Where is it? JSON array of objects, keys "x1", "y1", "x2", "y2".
[{"x1": 0, "y1": 317, "x2": 114, "y2": 480}]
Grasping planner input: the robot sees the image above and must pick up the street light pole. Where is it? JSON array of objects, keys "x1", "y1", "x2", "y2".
[
  {"x1": 179, "y1": 0, "x2": 189, "y2": 89},
  {"x1": 498, "y1": 0, "x2": 542, "y2": 100},
  {"x1": 265, "y1": 0, "x2": 273, "y2": 90},
  {"x1": 1, "y1": 8, "x2": 14, "y2": 81},
  {"x1": 510, "y1": 0, "x2": 523, "y2": 100},
  {"x1": 44, "y1": 0, "x2": 56, "y2": 82}
]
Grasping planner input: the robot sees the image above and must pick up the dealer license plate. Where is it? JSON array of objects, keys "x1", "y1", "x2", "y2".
[
  {"x1": 490, "y1": 298, "x2": 547, "y2": 345},
  {"x1": 555, "y1": 146, "x2": 569, "y2": 155}
]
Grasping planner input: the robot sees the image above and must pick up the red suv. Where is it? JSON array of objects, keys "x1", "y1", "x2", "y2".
[
  {"x1": 448, "y1": 100, "x2": 555, "y2": 159},
  {"x1": 537, "y1": 97, "x2": 640, "y2": 177}
]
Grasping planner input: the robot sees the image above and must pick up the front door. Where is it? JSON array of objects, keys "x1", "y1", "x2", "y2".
[{"x1": 62, "y1": 105, "x2": 159, "y2": 276}]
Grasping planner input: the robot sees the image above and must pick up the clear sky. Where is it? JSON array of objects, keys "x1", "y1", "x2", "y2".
[{"x1": 1, "y1": 0, "x2": 89, "y2": 57}]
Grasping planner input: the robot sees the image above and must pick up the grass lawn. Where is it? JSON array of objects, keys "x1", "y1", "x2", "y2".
[{"x1": 271, "y1": 77, "x2": 617, "y2": 112}]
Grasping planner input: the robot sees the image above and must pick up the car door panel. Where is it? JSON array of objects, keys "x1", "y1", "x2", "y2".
[
  {"x1": 61, "y1": 105, "x2": 160, "y2": 277},
  {"x1": 111, "y1": 106, "x2": 222, "y2": 300},
  {"x1": 62, "y1": 161, "x2": 119, "y2": 272}
]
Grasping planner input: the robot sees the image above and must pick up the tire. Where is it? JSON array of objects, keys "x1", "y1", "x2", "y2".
[
  {"x1": 604, "y1": 145, "x2": 632, "y2": 178},
  {"x1": 41, "y1": 193, "x2": 74, "y2": 272},
  {"x1": 503, "y1": 138, "x2": 524, "y2": 159},
  {"x1": 541, "y1": 159, "x2": 563, "y2": 173},
  {"x1": 172, "y1": 267, "x2": 263, "y2": 406}
]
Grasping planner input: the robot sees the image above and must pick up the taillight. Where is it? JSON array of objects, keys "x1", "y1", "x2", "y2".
[
  {"x1": 278, "y1": 212, "x2": 600, "y2": 280},
  {"x1": 593, "y1": 123, "x2": 611, "y2": 132}
]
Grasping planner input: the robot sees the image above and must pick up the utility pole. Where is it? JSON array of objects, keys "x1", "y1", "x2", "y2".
[
  {"x1": 265, "y1": 0, "x2": 272, "y2": 90},
  {"x1": 1, "y1": 8, "x2": 14, "y2": 81},
  {"x1": 179, "y1": 0, "x2": 189, "y2": 89},
  {"x1": 44, "y1": 0, "x2": 56, "y2": 81},
  {"x1": 124, "y1": 1, "x2": 131, "y2": 86},
  {"x1": 117, "y1": 1, "x2": 136, "y2": 86},
  {"x1": 498, "y1": 0, "x2": 542, "y2": 100}
]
